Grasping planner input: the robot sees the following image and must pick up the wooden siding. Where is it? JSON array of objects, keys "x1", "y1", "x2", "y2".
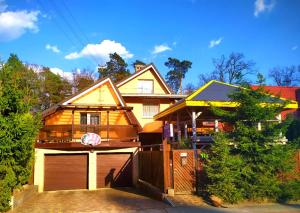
[
  {"x1": 172, "y1": 150, "x2": 195, "y2": 194},
  {"x1": 73, "y1": 82, "x2": 122, "y2": 105},
  {"x1": 45, "y1": 110, "x2": 129, "y2": 126}
]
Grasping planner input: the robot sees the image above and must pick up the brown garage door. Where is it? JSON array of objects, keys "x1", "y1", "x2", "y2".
[
  {"x1": 44, "y1": 154, "x2": 88, "y2": 191},
  {"x1": 97, "y1": 153, "x2": 132, "y2": 188}
]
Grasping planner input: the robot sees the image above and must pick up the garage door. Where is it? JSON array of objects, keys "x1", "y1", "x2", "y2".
[
  {"x1": 97, "y1": 153, "x2": 132, "y2": 188},
  {"x1": 44, "y1": 154, "x2": 88, "y2": 191}
]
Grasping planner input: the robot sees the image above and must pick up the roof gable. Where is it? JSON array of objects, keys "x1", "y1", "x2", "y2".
[
  {"x1": 62, "y1": 78, "x2": 126, "y2": 106},
  {"x1": 187, "y1": 80, "x2": 239, "y2": 101},
  {"x1": 116, "y1": 64, "x2": 172, "y2": 94},
  {"x1": 190, "y1": 81, "x2": 238, "y2": 101}
]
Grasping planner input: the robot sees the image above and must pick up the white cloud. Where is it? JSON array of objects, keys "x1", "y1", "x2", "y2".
[
  {"x1": 0, "y1": 0, "x2": 40, "y2": 42},
  {"x1": 254, "y1": 0, "x2": 275, "y2": 17},
  {"x1": 50, "y1": 67, "x2": 73, "y2": 81},
  {"x1": 0, "y1": 4, "x2": 40, "y2": 42},
  {"x1": 46, "y1": 44, "x2": 60, "y2": 53},
  {"x1": 152, "y1": 44, "x2": 172, "y2": 54},
  {"x1": 291, "y1": 45, "x2": 298, "y2": 51},
  {"x1": 209, "y1": 37, "x2": 223, "y2": 48},
  {"x1": 65, "y1": 39, "x2": 133, "y2": 63}
]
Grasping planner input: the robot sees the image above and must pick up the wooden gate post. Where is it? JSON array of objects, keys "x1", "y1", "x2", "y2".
[{"x1": 163, "y1": 138, "x2": 171, "y2": 193}]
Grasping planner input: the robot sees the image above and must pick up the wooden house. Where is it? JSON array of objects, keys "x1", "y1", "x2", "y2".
[{"x1": 34, "y1": 64, "x2": 183, "y2": 192}]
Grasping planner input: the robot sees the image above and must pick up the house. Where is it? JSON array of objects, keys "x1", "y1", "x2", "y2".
[
  {"x1": 154, "y1": 80, "x2": 299, "y2": 143},
  {"x1": 34, "y1": 78, "x2": 140, "y2": 192},
  {"x1": 116, "y1": 63, "x2": 185, "y2": 144},
  {"x1": 251, "y1": 85, "x2": 300, "y2": 119},
  {"x1": 34, "y1": 64, "x2": 183, "y2": 192}
]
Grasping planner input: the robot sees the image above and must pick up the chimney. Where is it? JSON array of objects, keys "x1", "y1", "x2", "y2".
[{"x1": 134, "y1": 64, "x2": 146, "y2": 73}]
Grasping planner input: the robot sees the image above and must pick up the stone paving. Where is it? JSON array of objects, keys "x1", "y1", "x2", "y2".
[
  {"x1": 9, "y1": 188, "x2": 169, "y2": 213},
  {"x1": 9, "y1": 188, "x2": 300, "y2": 213}
]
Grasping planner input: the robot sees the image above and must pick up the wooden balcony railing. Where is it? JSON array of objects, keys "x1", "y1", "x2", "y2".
[{"x1": 38, "y1": 124, "x2": 138, "y2": 143}]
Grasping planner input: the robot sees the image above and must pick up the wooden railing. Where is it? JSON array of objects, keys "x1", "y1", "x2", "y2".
[{"x1": 38, "y1": 124, "x2": 138, "y2": 143}]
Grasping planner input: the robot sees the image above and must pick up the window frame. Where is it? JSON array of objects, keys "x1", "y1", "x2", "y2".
[
  {"x1": 142, "y1": 103, "x2": 160, "y2": 118},
  {"x1": 137, "y1": 79, "x2": 154, "y2": 94}
]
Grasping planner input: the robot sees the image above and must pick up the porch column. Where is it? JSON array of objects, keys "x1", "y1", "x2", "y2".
[
  {"x1": 106, "y1": 111, "x2": 109, "y2": 141},
  {"x1": 71, "y1": 110, "x2": 74, "y2": 141},
  {"x1": 192, "y1": 111, "x2": 197, "y2": 143},
  {"x1": 177, "y1": 112, "x2": 181, "y2": 142},
  {"x1": 184, "y1": 123, "x2": 188, "y2": 139},
  {"x1": 214, "y1": 119, "x2": 219, "y2": 132}
]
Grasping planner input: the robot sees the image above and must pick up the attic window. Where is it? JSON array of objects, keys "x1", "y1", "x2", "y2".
[{"x1": 137, "y1": 80, "x2": 153, "y2": 94}]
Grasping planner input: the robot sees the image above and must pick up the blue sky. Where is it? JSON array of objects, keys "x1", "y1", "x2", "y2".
[{"x1": 0, "y1": 0, "x2": 299, "y2": 86}]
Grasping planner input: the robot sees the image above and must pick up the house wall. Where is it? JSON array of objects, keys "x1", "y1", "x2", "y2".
[
  {"x1": 72, "y1": 83, "x2": 121, "y2": 105},
  {"x1": 124, "y1": 97, "x2": 173, "y2": 127},
  {"x1": 118, "y1": 69, "x2": 169, "y2": 94},
  {"x1": 45, "y1": 110, "x2": 129, "y2": 126},
  {"x1": 117, "y1": 68, "x2": 174, "y2": 127},
  {"x1": 44, "y1": 80, "x2": 129, "y2": 126},
  {"x1": 34, "y1": 147, "x2": 139, "y2": 192}
]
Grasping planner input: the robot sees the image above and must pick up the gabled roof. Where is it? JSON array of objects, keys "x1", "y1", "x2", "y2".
[
  {"x1": 62, "y1": 78, "x2": 126, "y2": 106},
  {"x1": 42, "y1": 77, "x2": 127, "y2": 118},
  {"x1": 116, "y1": 63, "x2": 172, "y2": 94},
  {"x1": 154, "y1": 80, "x2": 299, "y2": 120}
]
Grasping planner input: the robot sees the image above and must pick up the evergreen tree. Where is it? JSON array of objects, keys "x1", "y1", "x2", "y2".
[
  {"x1": 165, "y1": 58, "x2": 192, "y2": 94},
  {"x1": 205, "y1": 86, "x2": 298, "y2": 203},
  {"x1": 98, "y1": 52, "x2": 131, "y2": 82},
  {"x1": 0, "y1": 54, "x2": 40, "y2": 211}
]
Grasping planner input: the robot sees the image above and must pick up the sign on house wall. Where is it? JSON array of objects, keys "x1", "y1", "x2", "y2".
[{"x1": 81, "y1": 133, "x2": 101, "y2": 146}]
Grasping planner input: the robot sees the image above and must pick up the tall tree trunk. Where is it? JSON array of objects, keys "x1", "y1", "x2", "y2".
[{"x1": 180, "y1": 78, "x2": 182, "y2": 95}]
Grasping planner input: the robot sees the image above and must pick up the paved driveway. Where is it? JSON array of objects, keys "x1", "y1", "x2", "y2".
[
  {"x1": 10, "y1": 188, "x2": 169, "y2": 213},
  {"x1": 10, "y1": 188, "x2": 300, "y2": 213}
]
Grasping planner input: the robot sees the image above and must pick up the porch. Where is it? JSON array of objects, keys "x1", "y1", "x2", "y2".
[{"x1": 38, "y1": 104, "x2": 140, "y2": 144}]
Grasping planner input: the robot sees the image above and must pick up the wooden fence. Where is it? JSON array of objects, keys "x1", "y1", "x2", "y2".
[
  {"x1": 138, "y1": 142, "x2": 204, "y2": 194},
  {"x1": 138, "y1": 151, "x2": 164, "y2": 191}
]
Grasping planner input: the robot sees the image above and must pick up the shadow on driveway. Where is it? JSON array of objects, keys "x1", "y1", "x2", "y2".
[{"x1": 10, "y1": 187, "x2": 169, "y2": 213}]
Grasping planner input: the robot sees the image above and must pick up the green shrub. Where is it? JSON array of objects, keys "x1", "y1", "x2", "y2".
[
  {"x1": 205, "y1": 133, "x2": 244, "y2": 203},
  {"x1": 277, "y1": 180, "x2": 300, "y2": 202},
  {"x1": 286, "y1": 118, "x2": 300, "y2": 142},
  {"x1": 0, "y1": 167, "x2": 16, "y2": 212},
  {"x1": 0, "y1": 54, "x2": 40, "y2": 210}
]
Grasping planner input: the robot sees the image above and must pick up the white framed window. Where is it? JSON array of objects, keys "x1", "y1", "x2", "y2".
[
  {"x1": 143, "y1": 104, "x2": 159, "y2": 118},
  {"x1": 137, "y1": 80, "x2": 153, "y2": 94},
  {"x1": 80, "y1": 113, "x2": 100, "y2": 125}
]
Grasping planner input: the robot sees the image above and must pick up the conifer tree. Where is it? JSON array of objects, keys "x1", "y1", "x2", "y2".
[{"x1": 205, "y1": 85, "x2": 298, "y2": 203}]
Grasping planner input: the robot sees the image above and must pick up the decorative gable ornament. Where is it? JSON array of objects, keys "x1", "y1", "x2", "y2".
[{"x1": 81, "y1": 133, "x2": 101, "y2": 146}]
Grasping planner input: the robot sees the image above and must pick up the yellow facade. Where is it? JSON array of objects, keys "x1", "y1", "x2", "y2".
[
  {"x1": 117, "y1": 67, "x2": 174, "y2": 128},
  {"x1": 123, "y1": 97, "x2": 171, "y2": 127},
  {"x1": 118, "y1": 69, "x2": 169, "y2": 94},
  {"x1": 73, "y1": 83, "x2": 121, "y2": 105}
]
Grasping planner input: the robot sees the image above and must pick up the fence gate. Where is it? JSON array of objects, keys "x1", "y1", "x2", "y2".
[{"x1": 172, "y1": 150, "x2": 195, "y2": 194}]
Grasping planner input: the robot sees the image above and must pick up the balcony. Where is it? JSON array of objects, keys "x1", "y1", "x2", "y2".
[{"x1": 37, "y1": 124, "x2": 139, "y2": 143}]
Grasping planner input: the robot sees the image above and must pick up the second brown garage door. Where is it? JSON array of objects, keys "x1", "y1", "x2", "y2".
[
  {"x1": 44, "y1": 154, "x2": 88, "y2": 191},
  {"x1": 97, "y1": 153, "x2": 132, "y2": 188}
]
